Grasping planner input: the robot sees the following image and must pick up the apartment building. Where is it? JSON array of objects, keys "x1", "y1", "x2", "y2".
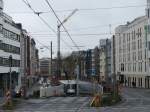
[{"x1": 114, "y1": 0, "x2": 150, "y2": 88}]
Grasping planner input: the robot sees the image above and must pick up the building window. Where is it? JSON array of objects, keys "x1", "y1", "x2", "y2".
[
  {"x1": 0, "y1": 43, "x2": 20, "y2": 54},
  {"x1": 138, "y1": 28, "x2": 140, "y2": 38},
  {"x1": 135, "y1": 63, "x2": 136, "y2": 71},
  {"x1": 149, "y1": 58, "x2": 150, "y2": 67},
  {"x1": 0, "y1": 24, "x2": 3, "y2": 33},
  {"x1": 149, "y1": 41, "x2": 150, "y2": 50},
  {"x1": 140, "y1": 39, "x2": 142, "y2": 49},
  {"x1": 145, "y1": 62, "x2": 147, "y2": 72},
  {"x1": 134, "y1": 30, "x2": 136, "y2": 39},
  {"x1": 138, "y1": 62, "x2": 140, "y2": 72},
  {"x1": 140, "y1": 27, "x2": 142, "y2": 37},
  {"x1": 141, "y1": 62, "x2": 142, "y2": 72},
  {"x1": 3, "y1": 29, "x2": 20, "y2": 42},
  {"x1": 121, "y1": 63, "x2": 124, "y2": 72},
  {"x1": 138, "y1": 40, "x2": 140, "y2": 49},
  {"x1": 145, "y1": 49, "x2": 147, "y2": 59}
]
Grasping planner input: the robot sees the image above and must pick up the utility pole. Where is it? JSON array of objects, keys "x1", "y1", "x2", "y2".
[
  {"x1": 57, "y1": 9, "x2": 78, "y2": 79},
  {"x1": 9, "y1": 55, "x2": 12, "y2": 93},
  {"x1": 50, "y1": 41, "x2": 53, "y2": 76},
  {"x1": 76, "y1": 64, "x2": 79, "y2": 96},
  {"x1": 112, "y1": 35, "x2": 117, "y2": 98},
  {"x1": 57, "y1": 23, "x2": 61, "y2": 79}
]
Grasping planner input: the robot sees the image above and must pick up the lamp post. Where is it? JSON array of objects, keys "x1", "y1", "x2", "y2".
[
  {"x1": 9, "y1": 55, "x2": 12, "y2": 94},
  {"x1": 57, "y1": 9, "x2": 78, "y2": 79}
]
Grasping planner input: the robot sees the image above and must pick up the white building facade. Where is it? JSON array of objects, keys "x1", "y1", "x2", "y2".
[
  {"x1": 0, "y1": 0, "x2": 22, "y2": 96},
  {"x1": 115, "y1": 0, "x2": 150, "y2": 88}
]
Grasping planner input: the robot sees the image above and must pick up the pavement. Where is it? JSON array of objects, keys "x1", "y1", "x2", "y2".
[{"x1": 1, "y1": 88, "x2": 150, "y2": 112}]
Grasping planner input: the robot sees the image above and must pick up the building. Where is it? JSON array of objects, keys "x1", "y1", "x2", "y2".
[
  {"x1": 71, "y1": 50, "x2": 86, "y2": 79},
  {"x1": 114, "y1": 0, "x2": 150, "y2": 88},
  {"x1": 99, "y1": 39, "x2": 112, "y2": 84},
  {"x1": 39, "y1": 58, "x2": 50, "y2": 77},
  {"x1": 26, "y1": 38, "x2": 39, "y2": 88},
  {"x1": 0, "y1": 0, "x2": 39, "y2": 97},
  {"x1": 20, "y1": 30, "x2": 28, "y2": 85},
  {"x1": 0, "y1": 0, "x2": 22, "y2": 96},
  {"x1": 71, "y1": 48, "x2": 100, "y2": 81},
  {"x1": 91, "y1": 47, "x2": 100, "y2": 80}
]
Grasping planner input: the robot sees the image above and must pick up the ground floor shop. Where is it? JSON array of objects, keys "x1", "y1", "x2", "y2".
[{"x1": 119, "y1": 74, "x2": 150, "y2": 88}]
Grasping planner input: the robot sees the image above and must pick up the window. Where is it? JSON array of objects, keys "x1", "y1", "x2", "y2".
[
  {"x1": 140, "y1": 39, "x2": 142, "y2": 49},
  {"x1": 141, "y1": 62, "x2": 142, "y2": 72},
  {"x1": 138, "y1": 28, "x2": 140, "y2": 38},
  {"x1": 121, "y1": 63, "x2": 124, "y2": 72},
  {"x1": 123, "y1": 34, "x2": 125, "y2": 42},
  {"x1": 149, "y1": 41, "x2": 150, "y2": 50},
  {"x1": 134, "y1": 30, "x2": 136, "y2": 39},
  {"x1": 0, "y1": 24, "x2": 3, "y2": 33},
  {"x1": 3, "y1": 29, "x2": 20, "y2": 42},
  {"x1": 140, "y1": 27, "x2": 142, "y2": 37},
  {"x1": 141, "y1": 78, "x2": 142, "y2": 87},
  {"x1": 145, "y1": 62, "x2": 147, "y2": 72},
  {"x1": 138, "y1": 40, "x2": 140, "y2": 49},
  {"x1": 138, "y1": 62, "x2": 140, "y2": 72},
  {"x1": 145, "y1": 49, "x2": 147, "y2": 59},
  {"x1": 0, "y1": 57, "x2": 2, "y2": 66},
  {"x1": 135, "y1": 63, "x2": 136, "y2": 71},
  {"x1": 149, "y1": 58, "x2": 150, "y2": 67},
  {"x1": 0, "y1": 57, "x2": 20, "y2": 67},
  {"x1": 0, "y1": 43, "x2": 20, "y2": 54},
  {"x1": 133, "y1": 63, "x2": 134, "y2": 72}
]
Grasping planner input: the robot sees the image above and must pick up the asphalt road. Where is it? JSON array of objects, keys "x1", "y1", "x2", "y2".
[{"x1": 2, "y1": 88, "x2": 150, "y2": 112}]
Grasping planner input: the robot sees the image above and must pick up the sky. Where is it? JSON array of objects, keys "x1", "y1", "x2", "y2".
[{"x1": 3, "y1": 0, "x2": 146, "y2": 58}]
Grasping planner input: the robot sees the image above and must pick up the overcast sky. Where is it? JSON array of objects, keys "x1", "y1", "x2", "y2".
[{"x1": 4, "y1": 0, "x2": 146, "y2": 58}]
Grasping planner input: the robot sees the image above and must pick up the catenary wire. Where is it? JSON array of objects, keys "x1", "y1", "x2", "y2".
[
  {"x1": 22, "y1": 0, "x2": 73, "y2": 50},
  {"x1": 6, "y1": 4, "x2": 146, "y2": 14},
  {"x1": 45, "y1": 0, "x2": 80, "y2": 51}
]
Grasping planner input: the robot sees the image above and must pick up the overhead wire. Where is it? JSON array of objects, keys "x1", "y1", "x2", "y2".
[
  {"x1": 6, "y1": 4, "x2": 146, "y2": 14},
  {"x1": 44, "y1": 0, "x2": 80, "y2": 51},
  {"x1": 27, "y1": 31, "x2": 145, "y2": 38},
  {"x1": 22, "y1": 0, "x2": 73, "y2": 50},
  {"x1": 22, "y1": 0, "x2": 56, "y2": 33}
]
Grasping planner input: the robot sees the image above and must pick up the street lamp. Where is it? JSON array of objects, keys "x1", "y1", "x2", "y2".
[
  {"x1": 57, "y1": 9, "x2": 78, "y2": 79},
  {"x1": 9, "y1": 55, "x2": 12, "y2": 94}
]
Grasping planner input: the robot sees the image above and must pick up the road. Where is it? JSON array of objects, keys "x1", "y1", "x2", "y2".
[{"x1": 1, "y1": 88, "x2": 150, "y2": 112}]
